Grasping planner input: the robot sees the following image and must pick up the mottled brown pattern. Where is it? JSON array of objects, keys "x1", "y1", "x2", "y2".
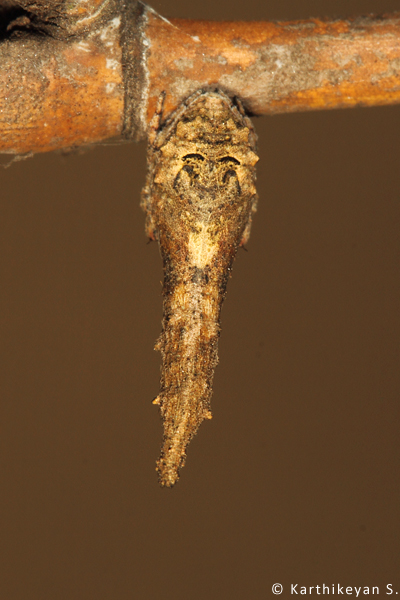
[
  {"x1": 146, "y1": 12, "x2": 400, "y2": 121},
  {"x1": 142, "y1": 90, "x2": 258, "y2": 487},
  {"x1": 3, "y1": 6, "x2": 400, "y2": 154},
  {"x1": 0, "y1": 11, "x2": 124, "y2": 156}
]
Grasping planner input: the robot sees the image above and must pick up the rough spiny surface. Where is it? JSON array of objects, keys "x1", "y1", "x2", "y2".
[{"x1": 142, "y1": 89, "x2": 258, "y2": 487}]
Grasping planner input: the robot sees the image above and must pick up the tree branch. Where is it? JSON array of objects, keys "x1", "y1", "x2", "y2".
[{"x1": 1, "y1": 1, "x2": 400, "y2": 156}]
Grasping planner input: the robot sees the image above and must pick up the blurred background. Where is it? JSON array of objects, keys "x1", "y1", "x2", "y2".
[{"x1": 0, "y1": 0, "x2": 399, "y2": 598}]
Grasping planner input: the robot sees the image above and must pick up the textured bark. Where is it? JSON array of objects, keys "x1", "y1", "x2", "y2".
[
  {"x1": 147, "y1": 12, "x2": 400, "y2": 120},
  {"x1": 14, "y1": 0, "x2": 114, "y2": 37},
  {"x1": 0, "y1": 0, "x2": 125, "y2": 155},
  {"x1": 1, "y1": 2, "x2": 400, "y2": 155}
]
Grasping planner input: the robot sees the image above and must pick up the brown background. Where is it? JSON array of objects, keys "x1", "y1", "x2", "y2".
[{"x1": 1, "y1": 0, "x2": 399, "y2": 598}]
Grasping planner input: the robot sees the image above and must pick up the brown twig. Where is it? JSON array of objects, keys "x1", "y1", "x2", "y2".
[{"x1": 1, "y1": 1, "x2": 400, "y2": 156}]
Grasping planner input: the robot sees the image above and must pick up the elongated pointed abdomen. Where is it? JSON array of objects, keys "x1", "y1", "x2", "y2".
[
  {"x1": 142, "y1": 90, "x2": 258, "y2": 486},
  {"x1": 154, "y1": 268, "x2": 220, "y2": 487}
]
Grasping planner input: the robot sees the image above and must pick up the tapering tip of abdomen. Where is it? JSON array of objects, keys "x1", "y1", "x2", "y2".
[
  {"x1": 156, "y1": 436, "x2": 186, "y2": 488},
  {"x1": 156, "y1": 457, "x2": 180, "y2": 488},
  {"x1": 156, "y1": 402, "x2": 213, "y2": 487}
]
